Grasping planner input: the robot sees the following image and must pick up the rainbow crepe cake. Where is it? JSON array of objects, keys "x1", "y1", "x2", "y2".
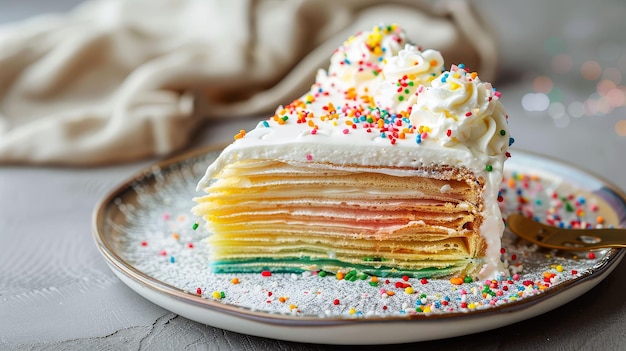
[{"x1": 193, "y1": 24, "x2": 512, "y2": 279}]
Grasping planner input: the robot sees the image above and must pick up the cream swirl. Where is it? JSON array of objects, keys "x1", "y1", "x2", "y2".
[
  {"x1": 328, "y1": 24, "x2": 407, "y2": 84},
  {"x1": 409, "y1": 65, "x2": 509, "y2": 156},
  {"x1": 375, "y1": 44, "x2": 444, "y2": 112}
]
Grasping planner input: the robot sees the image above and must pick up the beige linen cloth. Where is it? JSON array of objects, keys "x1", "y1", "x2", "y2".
[{"x1": 0, "y1": 0, "x2": 498, "y2": 165}]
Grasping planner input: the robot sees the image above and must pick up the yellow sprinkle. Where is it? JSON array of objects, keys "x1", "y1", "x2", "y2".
[
  {"x1": 424, "y1": 306, "x2": 431, "y2": 313},
  {"x1": 556, "y1": 265, "x2": 564, "y2": 272},
  {"x1": 212, "y1": 291, "x2": 222, "y2": 299},
  {"x1": 405, "y1": 287, "x2": 415, "y2": 294},
  {"x1": 453, "y1": 72, "x2": 461, "y2": 78},
  {"x1": 449, "y1": 82, "x2": 461, "y2": 90},
  {"x1": 468, "y1": 303, "x2": 476, "y2": 309},
  {"x1": 349, "y1": 308, "x2": 357, "y2": 315},
  {"x1": 289, "y1": 304, "x2": 297, "y2": 311}
]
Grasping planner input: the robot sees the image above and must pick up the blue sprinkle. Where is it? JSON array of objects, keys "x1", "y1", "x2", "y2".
[
  {"x1": 444, "y1": 296, "x2": 451, "y2": 302},
  {"x1": 516, "y1": 189, "x2": 523, "y2": 195},
  {"x1": 381, "y1": 132, "x2": 387, "y2": 139},
  {"x1": 344, "y1": 59, "x2": 351, "y2": 65},
  {"x1": 170, "y1": 256, "x2": 175, "y2": 263},
  {"x1": 578, "y1": 197, "x2": 586, "y2": 204},
  {"x1": 262, "y1": 121, "x2": 269, "y2": 128},
  {"x1": 353, "y1": 117, "x2": 359, "y2": 123},
  {"x1": 559, "y1": 222, "x2": 565, "y2": 228},
  {"x1": 458, "y1": 63, "x2": 465, "y2": 69},
  {"x1": 509, "y1": 137, "x2": 515, "y2": 146},
  {"x1": 359, "y1": 115, "x2": 367, "y2": 121}
]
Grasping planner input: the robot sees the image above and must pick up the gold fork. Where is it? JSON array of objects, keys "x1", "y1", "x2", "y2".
[{"x1": 507, "y1": 214, "x2": 626, "y2": 250}]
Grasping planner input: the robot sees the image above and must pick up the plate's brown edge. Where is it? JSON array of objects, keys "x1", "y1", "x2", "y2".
[{"x1": 91, "y1": 146, "x2": 626, "y2": 327}]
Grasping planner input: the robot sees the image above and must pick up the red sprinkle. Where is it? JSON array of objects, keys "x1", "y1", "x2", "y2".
[
  {"x1": 261, "y1": 270, "x2": 272, "y2": 277},
  {"x1": 420, "y1": 278, "x2": 428, "y2": 285},
  {"x1": 196, "y1": 288, "x2": 202, "y2": 295},
  {"x1": 140, "y1": 241, "x2": 148, "y2": 247},
  {"x1": 588, "y1": 252, "x2": 596, "y2": 259},
  {"x1": 333, "y1": 299, "x2": 340, "y2": 305},
  {"x1": 402, "y1": 275, "x2": 409, "y2": 281}
]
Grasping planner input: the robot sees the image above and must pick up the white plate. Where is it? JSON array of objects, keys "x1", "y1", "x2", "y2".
[{"x1": 93, "y1": 147, "x2": 626, "y2": 345}]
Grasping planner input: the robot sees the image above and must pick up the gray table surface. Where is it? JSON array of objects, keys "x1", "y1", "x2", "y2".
[{"x1": 2, "y1": 1, "x2": 626, "y2": 350}]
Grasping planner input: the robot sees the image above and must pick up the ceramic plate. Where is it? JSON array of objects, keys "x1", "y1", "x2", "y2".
[{"x1": 93, "y1": 147, "x2": 626, "y2": 345}]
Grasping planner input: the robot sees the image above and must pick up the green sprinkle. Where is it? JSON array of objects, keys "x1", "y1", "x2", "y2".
[
  {"x1": 464, "y1": 276, "x2": 473, "y2": 283},
  {"x1": 408, "y1": 81, "x2": 414, "y2": 86},
  {"x1": 500, "y1": 129, "x2": 506, "y2": 136},
  {"x1": 369, "y1": 281, "x2": 379, "y2": 287},
  {"x1": 220, "y1": 291, "x2": 226, "y2": 298},
  {"x1": 486, "y1": 164, "x2": 493, "y2": 172},
  {"x1": 192, "y1": 222, "x2": 199, "y2": 230},
  {"x1": 565, "y1": 202, "x2": 575, "y2": 212},
  {"x1": 318, "y1": 271, "x2": 327, "y2": 277},
  {"x1": 398, "y1": 96, "x2": 404, "y2": 101},
  {"x1": 358, "y1": 273, "x2": 369, "y2": 280},
  {"x1": 281, "y1": 116, "x2": 289, "y2": 121},
  {"x1": 372, "y1": 70, "x2": 379, "y2": 76},
  {"x1": 404, "y1": 89, "x2": 409, "y2": 94}
]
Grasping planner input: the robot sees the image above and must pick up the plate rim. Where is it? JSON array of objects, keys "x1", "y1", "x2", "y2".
[{"x1": 91, "y1": 146, "x2": 626, "y2": 335}]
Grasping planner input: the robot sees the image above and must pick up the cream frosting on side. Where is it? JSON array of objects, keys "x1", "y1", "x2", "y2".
[{"x1": 197, "y1": 24, "x2": 513, "y2": 280}]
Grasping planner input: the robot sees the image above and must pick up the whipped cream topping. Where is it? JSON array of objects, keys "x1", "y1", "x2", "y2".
[{"x1": 198, "y1": 24, "x2": 513, "y2": 280}]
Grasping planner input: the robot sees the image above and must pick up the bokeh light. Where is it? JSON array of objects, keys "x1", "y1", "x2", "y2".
[
  {"x1": 524, "y1": 39, "x2": 626, "y2": 128},
  {"x1": 533, "y1": 76, "x2": 553, "y2": 93},
  {"x1": 581, "y1": 60, "x2": 602, "y2": 80},
  {"x1": 521, "y1": 93, "x2": 550, "y2": 111},
  {"x1": 568, "y1": 101, "x2": 585, "y2": 118},
  {"x1": 615, "y1": 120, "x2": 626, "y2": 136}
]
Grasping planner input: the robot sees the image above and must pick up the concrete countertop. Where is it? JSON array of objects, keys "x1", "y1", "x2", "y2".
[{"x1": 2, "y1": 1, "x2": 626, "y2": 350}]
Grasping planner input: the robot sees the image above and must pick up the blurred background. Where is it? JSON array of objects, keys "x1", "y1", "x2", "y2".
[
  {"x1": 1, "y1": 0, "x2": 625, "y2": 349},
  {"x1": 1, "y1": 0, "x2": 624, "y2": 181}
]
